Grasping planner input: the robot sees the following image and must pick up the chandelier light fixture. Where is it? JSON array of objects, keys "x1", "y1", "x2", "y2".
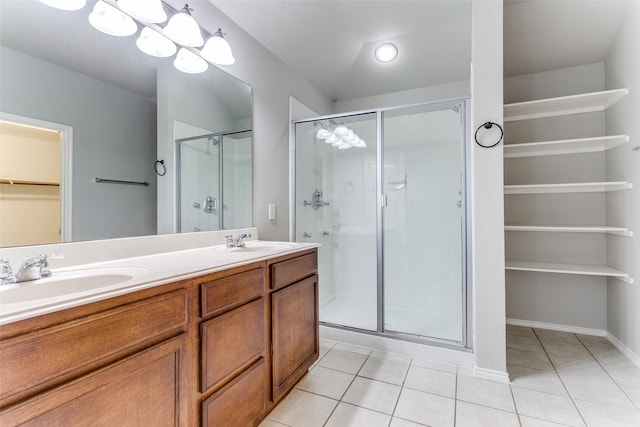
[
  {"x1": 315, "y1": 123, "x2": 366, "y2": 150},
  {"x1": 37, "y1": 0, "x2": 86, "y2": 11},
  {"x1": 89, "y1": 0, "x2": 137, "y2": 37},
  {"x1": 117, "y1": 0, "x2": 167, "y2": 24},
  {"x1": 37, "y1": 0, "x2": 235, "y2": 74}
]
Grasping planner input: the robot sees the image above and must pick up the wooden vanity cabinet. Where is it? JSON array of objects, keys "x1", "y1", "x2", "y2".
[
  {"x1": 0, "y1": 281, "x2": 190, "y2": 425},
  {"x1": 0, "y1": 247, "x2": 319, "y2": 427},
  {"x1": 268, "y1": 250, "x2": 319, "y2": 404}
]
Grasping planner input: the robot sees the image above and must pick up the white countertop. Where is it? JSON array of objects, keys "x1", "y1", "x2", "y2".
[{"x1": 0, "y1": 240, "x2": 319, "y2": 326}]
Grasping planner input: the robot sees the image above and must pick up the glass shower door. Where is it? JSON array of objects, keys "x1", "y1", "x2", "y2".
[
  {"x1": 221, "y1": 130, "x2": 252, "y2": 229},
  {"x1": 295, "y1": 113, "x2": 379, "y2": 331},
  {"x1": 382, "y1": 102, "x2": 465, "y2": 342}
]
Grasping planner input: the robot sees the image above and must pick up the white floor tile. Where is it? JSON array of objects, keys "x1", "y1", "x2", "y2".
[
  {"x1": 324, "y1": 402, "x2": 391, "y2": 427},
  {"x1": 603, "y1": 363, "x2": 640, "y2": 387},
  {"x1": 508, "y1": 364, "x2": 567, "y2": 396},
  {"x1": 267, "y1": 389, "x2": 338, "y2": 427},
  {"x1": 507, "y1": 324, "x2": 536, "y2": 338},
  {"x1": 456, "y1": 374, "x2": 516, "y2": 412},
  {"x1": 404, "y1": 365, "x2": 457, "y2": 398},
  {"x1": 507, "y1": 335, "x2": 545, "y2": 353},
  {"x1": 541, "y1": 341, "x2": 592, "y2": 360},
  {"x1": 317, "y1": 348, "x2": 368, "y2": 374},
  {"x1": 455, "y1": 400, "x2": 520, "y2": 427},
  {"x1": 258, "y1": 420, "x2": 289, "y2": 427},
  {"x1": 559, "y1": 370, "x2": 636, "y2": 409},
  {"x1": 535, "y1": 329, "x2": 582, "y2": 345},
  {"x1": 295, "y1": 366, "x2": 355, "y2": 400},
  {"x1": 371, "y1": 350, "x2": 412, "y2": 364},
  {"x1": 394, "y1": 388, "x2": 455, "y2": 427},
  {"x1": 358, "y1": 356, "x2": 410, "y2": 385},
  {"x1": 520, "y1": 415, "x2": 574, "y2": 427},
  {"x1": 411, "y1": 357, "x2": 458, "y2": 374},
  {"x1": 334, "y1": 342, "x2": 373, "y2": 356},
  {"x1": 512, "y1": 388, "x2": 585, "y2": 427},
  {"x1": 619, "y1": 383, "x2": 640, "y2": 408},
  {"x1": 574, "y1": 399, "x2": 640, "y2": 427},
  {"x1": 342, "y1": 376, "x2": 401, "y2": 414},
  {"x1": 507, "y1": 347, "x2": 554, "y2": 371},
  {"x1": 390, "y1": 417, "x2": 427, "y2": 426},
  {"x1": 575, "y1": 335, "x2": 614, "y2": 352}
]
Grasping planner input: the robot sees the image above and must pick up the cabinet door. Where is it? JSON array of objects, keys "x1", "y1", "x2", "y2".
[
  {"x1": 202, "y1": 358, "x2": 266, "y2": 427},
  {"x1": 0, "y1": 335, "x2": 186, "y2": 426},
  {"x1": 271, "y1": 275, "x2": 319, "y2": 401}
]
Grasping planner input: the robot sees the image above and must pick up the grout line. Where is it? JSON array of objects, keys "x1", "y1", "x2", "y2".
[{"x1": 532, "y1": 328, "x2": 590, "y2": 427}]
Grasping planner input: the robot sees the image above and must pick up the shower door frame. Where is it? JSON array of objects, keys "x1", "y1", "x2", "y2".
[
  {"x1": 290, "y1": 97, "x2": 472, "y2": 351},
  {"x1": 175, "y1": 128, "x2": 251, "y2": 233}
]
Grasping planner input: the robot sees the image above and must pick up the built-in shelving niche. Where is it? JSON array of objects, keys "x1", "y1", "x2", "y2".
[{"x1": 503, "y1": 88, "x2": 633, "y2": 285}]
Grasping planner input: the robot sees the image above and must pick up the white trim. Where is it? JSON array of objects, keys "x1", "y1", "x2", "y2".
[
  {"x1": 506, "y1": 318, "x2": 607, "y2": 337},
  {"x1": 471, "y1": 365, "x2": 511, "y2": 383},
  {"x1": 606, "y1": 332, "x2": 640, "y2": 369},
  {"x1": 0, "y1": 112, "x2": 73, "y2": 242}
]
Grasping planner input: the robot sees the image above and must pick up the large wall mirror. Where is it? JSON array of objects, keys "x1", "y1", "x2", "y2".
[{"x1": 0, "y1": 0, "x2": 252, "y2": 248}]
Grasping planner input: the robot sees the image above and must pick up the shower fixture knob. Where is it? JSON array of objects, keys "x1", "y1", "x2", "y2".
[{"x1": 303, "y1": 232, "x2": 312, "y2": 239}]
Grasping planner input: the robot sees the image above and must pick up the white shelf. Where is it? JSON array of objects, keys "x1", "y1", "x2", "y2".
[
  {"x1": 505, "y1": 225, "x2": 633, "y2": 237},
  {"x1": 504, "y1": 88, "x2": 629, "y2": 121},
  {"x1": 504, "y1": 135, "x2": 629, "y2": 158},
  {"x1": 505, "y1": 260, "x2": 634, "y2": 284},
  {"x1": 504, "y1": 181, "x2": 632, "y2": 194}
]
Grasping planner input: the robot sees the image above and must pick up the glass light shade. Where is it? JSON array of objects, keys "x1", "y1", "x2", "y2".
[
  {"x1": 201, "y1": 30, "x2": 235, "y2": 65},
  {"x1": 118, "y1": 0, "x2": 167, "y2": 23},
  {"x1": 338, "y1": 143, "x2": 351, "y2": 150},
  {"x1": 163, "y1": 8, "x2": 204, "y2": 47},
  {"x1": 38, "y1": 0, "x2": 86, "y2": 11},
  {"x1": 174, "y1": 48, "x2": 208, "y2": 74},
  {"x1": 374, "y1": 43, "x2": 398, "y2": 63},
  {"x1": 136, "y1": 27, "x2": 176, "y2": 57},
  {"x1": 89, "y1": 1, "x2": 137, "y2": 37},
  {"x1": 316, "y1": 128, "x2": 331, "y2": 139},
  {"x1": 334, "y1": 125, "x2": 349, "y2": 136},
  {"x1": 326, "y1": 134, "x2": 339, "y2": 145}
]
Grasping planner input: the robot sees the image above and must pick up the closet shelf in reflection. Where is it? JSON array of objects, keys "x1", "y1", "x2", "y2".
[
  {"x1": 0, "y1": 178, "x2": 59, "y2": 187},
  {"x1": 505, "y1": 260, "x2": 634, "y2": 284},
  {"x1": 505, "y1": 225, "x2": 633, "y2": 236}
]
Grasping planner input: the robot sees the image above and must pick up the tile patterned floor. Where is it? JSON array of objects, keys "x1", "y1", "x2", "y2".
[{"x1": 260, "y1": 327, "x2": 640, "y2": 427}]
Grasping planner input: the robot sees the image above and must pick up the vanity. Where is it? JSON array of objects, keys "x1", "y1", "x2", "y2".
[{"x1": 0, "y1": 234, "x2": 319, "y2": 426}]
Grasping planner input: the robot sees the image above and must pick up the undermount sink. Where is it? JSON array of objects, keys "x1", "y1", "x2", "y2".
[{"x1": 0, "y1": 267, "x2": 147, "y2": 305}]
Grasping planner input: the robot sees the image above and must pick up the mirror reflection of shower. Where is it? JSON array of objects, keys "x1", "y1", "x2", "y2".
[{"x1": 175, "y1": 121, "x2": 252, "y2": 232}]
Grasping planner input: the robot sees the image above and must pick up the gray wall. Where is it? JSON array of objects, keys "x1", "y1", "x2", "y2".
[
  {"x1": 605, "y1": 2, "x2": 640, "y2": 356},
  {"x1": 504, "y1": 63, "x2": 609, "y2": 330},
  {"x1": 0, "y1": 46, "x2": 157, "y2": 241}
]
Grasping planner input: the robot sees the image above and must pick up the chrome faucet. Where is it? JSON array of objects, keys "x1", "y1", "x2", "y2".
[
  {"x1": 1, "y1": 254, "x2": 64, "y2": 284},
  {"x1": 224, "y1": 233, "x2": 252, "y2": 248}
]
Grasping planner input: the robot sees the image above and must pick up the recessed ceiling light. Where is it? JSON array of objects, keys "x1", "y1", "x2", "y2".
[{"x1": 374, "y1": 43, "x2": 398, "y2": 63}]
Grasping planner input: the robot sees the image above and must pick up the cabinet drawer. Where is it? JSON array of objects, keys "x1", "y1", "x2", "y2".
[
  {"x1": 201, "y1": 298, "x2": 265, "y2": 392},
  {"x1": 202, "y1": 358, "x2": 266, "y2": 427},
  {"x1": 201, "y1": 267, "x2": 265, "y2": 318},
  {"x1": 0, "y1": 289, "x2": 187, "y2": 406},
  {"x1": 270, "y1": 252, "x2": 317, "y2": 290}
]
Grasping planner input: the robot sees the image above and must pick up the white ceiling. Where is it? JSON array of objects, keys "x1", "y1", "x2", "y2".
[
  {"x1": 0, "y1": 1, "x2": 629, "y2": 106},
  {"x1": 214, "y1": 0, "x2": 629, "y2": 101}
]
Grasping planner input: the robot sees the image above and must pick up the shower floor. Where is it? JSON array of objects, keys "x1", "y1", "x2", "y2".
[{"x1": 320, "y1": 296, "x2": 462, "y2": 342}]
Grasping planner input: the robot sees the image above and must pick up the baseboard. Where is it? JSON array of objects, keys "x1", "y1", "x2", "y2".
[
  {"x1": 606, "y1": 332, "x2": 640, "y2": 369},
  {"x1": 506, "y1": 318, "x2": 607, "y2": 337},
  {"x1": 472, "y1": 366, "x2": 511, "y2": 383}
]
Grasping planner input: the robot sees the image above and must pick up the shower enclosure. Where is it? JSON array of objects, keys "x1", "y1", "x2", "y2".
[
  {"x1": 176, "y1": 129, "x2": 252, "y2": 232},
  {"x1": 292, "y1": 99, "x2": 469, "y2": 347}
]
